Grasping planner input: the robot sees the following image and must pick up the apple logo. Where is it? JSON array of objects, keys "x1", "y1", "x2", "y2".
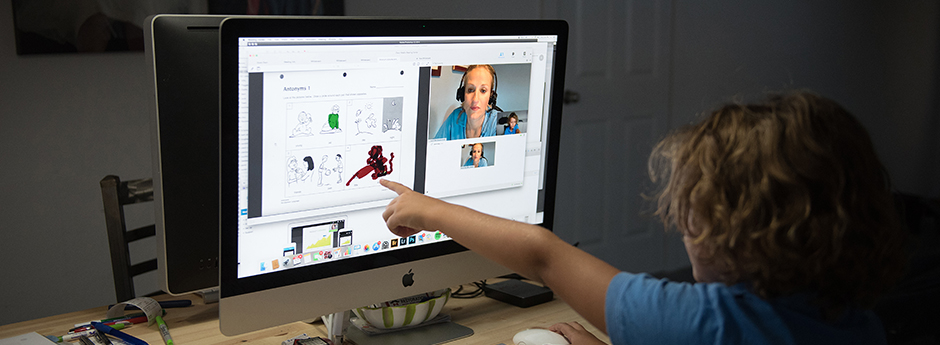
[{"x1": 402, "y1": 269, "x2": 415, "y2": 287}]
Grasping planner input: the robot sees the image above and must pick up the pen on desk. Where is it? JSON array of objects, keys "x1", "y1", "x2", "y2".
[
  {"x1": 79, "y1": 315, "x2": 147, "y2": 328},
  {"x1": 78, "y1": 315, "x2": 148, "y2": 327},
  {"x1": 108, "y1": 315, "x2": 148, "y2": 325},
  {"x1": 155, "y1": 315, "x2": 174, "y2": 345},
  {"x1": 102, "y1": 311, "x2": 147, "y2": 322},
  {"x1": 56, "y1": 329, "x2": 96, "y2": 342},
  {"x1": 69, "y1": 325, "x2": 93, "y2": 333},
  {"x1": 92, "y1": 321, "x2": 149, "y2": 345},
  {"x1": 75, "y1": 310, "x2": 161, "y2": 328},
  {"x1": 70, "y1": 322, "x2": 126, "y2": 334}
]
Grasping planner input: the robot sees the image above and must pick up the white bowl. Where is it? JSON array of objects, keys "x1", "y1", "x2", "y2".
[{"x1": 352, "y1": 288, "x2": 451, "y2": 329}]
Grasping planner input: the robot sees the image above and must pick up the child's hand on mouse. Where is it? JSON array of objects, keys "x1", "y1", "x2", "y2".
[{"x1": 550, "y1": 322, "x2": 607, "y2": 345}]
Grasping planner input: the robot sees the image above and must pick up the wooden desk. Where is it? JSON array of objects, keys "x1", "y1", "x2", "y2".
[{"x1": 0, "y1": 281, "x2": 611, "y2": 344}]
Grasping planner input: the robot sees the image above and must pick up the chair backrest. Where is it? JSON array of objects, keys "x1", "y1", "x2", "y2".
[{"x1": 100, "y1": 175, "x2": 158, "y2": 302}]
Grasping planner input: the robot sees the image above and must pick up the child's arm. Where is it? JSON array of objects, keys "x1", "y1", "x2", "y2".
[{"x1": 381, "y1": 179, "x2": 620, "y2": 333}]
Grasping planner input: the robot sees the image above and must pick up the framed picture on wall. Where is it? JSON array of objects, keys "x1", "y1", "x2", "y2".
[{"x1": 10, "y1": 0, "x2": 345, "y2": 55}]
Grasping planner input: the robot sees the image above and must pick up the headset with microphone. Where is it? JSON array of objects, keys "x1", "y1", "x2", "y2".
[
  {"x1": 466, "y1": 143, "x2": 488, "y2": 167},
  {"x1": 468, "y1": 143, "x2": 486, "y2": 159},
  {"x1": 456, "y1": 65, "x2": 501, "y2": 111}
]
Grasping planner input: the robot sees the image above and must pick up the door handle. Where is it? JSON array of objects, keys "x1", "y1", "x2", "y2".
[{"x1": 564, "y1": 90, "x2": 580, "y2": 104}]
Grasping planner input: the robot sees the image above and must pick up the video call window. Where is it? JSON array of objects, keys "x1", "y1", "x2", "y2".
[
  {"x1": 427, "y1": 64, "x2": 531, "y2": 141},
  {"x1": 460, "y1": 142, "x2": 495, "y2": 168},
  {"x1": 423, "y1": 63, "x2": 536, "y2": 199}
]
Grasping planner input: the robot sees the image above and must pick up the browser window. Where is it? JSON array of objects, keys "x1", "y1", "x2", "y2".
[{"x1": 235, "y1": 35, "x2": 558, "y2": 279}]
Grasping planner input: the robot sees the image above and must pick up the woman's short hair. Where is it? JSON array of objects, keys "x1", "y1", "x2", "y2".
[{"x1": 649, "y1": 90, "x2": 906, "y2": 317}]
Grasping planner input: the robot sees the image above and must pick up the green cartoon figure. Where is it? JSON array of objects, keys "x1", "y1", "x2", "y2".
[{"x1": 321, "y1": 104, "x2": 342, "y2": 134}]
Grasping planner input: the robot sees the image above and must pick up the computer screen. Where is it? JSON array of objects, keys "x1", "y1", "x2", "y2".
[
  {"x1": 144, "y1": 14, "x2": 228, "y2": 296},
  {"x1": 219, "y1": 17, "x2": 568, "y2": 336}
]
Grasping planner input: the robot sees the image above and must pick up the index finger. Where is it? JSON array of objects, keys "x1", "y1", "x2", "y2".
[{"x1": 380, "y1": 179, "x2": 412, "y2": 195}]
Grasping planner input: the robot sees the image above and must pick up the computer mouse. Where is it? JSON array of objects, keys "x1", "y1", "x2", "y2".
[{"x1": 512, "y1": 328, "x2": 570, "y2": 345}]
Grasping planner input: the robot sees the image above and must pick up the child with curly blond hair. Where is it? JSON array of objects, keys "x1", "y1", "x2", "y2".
[{"x1": 380, "y1": 91, "x2": 906, "y2": 344}]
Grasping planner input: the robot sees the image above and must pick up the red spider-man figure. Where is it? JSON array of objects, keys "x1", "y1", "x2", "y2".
[{"x1": 346, "y1": 145, "x2": 394, "y2": 186}]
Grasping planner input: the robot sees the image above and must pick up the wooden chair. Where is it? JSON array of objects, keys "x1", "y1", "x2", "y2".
[{"x1": 99, "y1": 175, "x2": 159, "y2": 303}]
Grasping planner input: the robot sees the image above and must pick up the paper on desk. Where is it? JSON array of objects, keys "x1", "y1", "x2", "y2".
[
  {"x1": 106, "y1": 297, "x2": 162, "y2": 326},
  {"x1": 0, "y1": 332, "x2": 56, "y2": 345}
]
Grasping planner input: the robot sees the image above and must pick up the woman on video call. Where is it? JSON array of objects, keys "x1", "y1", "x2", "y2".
[
  {"x1": 434, "y1": 65, "x2": 501, "y2": 140},
  {"x1": 463, "y1": 143, "x2": 488, "y2": 168}
]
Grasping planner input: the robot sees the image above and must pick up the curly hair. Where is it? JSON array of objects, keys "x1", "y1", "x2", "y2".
[{"x1": 649, "y1": 91, "x2": 906, "y2": 318}]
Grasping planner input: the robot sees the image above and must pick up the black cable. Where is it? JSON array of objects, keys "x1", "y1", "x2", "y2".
[{"x1": 451, "y1": 280, "x2": 487, "y2": 299}]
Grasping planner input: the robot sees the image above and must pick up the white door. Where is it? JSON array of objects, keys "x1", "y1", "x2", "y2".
[{"x1": 544, "y1": 0, "x2": 684, "y2": 273}]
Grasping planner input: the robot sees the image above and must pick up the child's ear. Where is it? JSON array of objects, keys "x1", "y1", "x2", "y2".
[{"x1": 684, "y1": 211, "x2": 703, "y2": 237}]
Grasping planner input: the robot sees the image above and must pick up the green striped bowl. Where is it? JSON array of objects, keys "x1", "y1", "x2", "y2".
[{"x1": 353, "y1": 288, "x2": 451, "y2": 329}]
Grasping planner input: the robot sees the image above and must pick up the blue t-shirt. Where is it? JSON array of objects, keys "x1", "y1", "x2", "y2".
[
  {"x1": 605, "y1": 272, "x2": 886, "y2": 345},
  {"x1": 433, "y1": 108, "x2": 498, "y2": 140},
  {"x1": 463, "y1": 157, "x2": 488, "y2": 167}
]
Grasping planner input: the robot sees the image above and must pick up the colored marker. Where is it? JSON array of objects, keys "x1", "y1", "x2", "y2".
[
  {"x1": 70, "y1": 322, "x2": 126, "y2": 334},
  {"x1": 155, "y1": 315, "x2": 174, "y2": 345},
  {"x1": 101, "y1": 312, "x2": 147, "y2": 322},
  {"x1": 91, "y1": 322, "x2": 148, "y2": 345},
  {"x1": 60, "y1": 329, "x2": 97, "y2": 342},
  {"x1": 113, "y1": 315, "x2": 148, "y2": 325},
  {"x1": 74, "y1": 310, "x2": 162, "y2": 328}
]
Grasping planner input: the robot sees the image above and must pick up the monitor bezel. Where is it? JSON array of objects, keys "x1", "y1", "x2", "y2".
[
  {"x1": 219, "y1": 16, "x2": 567, "y2": 303},
  {"x1": 146, "y1": 14, "x2": 232, "y2": 296}
]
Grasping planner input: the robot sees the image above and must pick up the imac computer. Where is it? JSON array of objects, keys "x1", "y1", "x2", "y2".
[
  {"x1": 144, "y1": 15, "x2": 228, "y2": 297},
  {"x1": 219, "y1": 17, "x2": 569, "y2": 337}
]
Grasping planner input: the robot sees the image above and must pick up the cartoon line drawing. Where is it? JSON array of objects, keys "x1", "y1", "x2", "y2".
[
  {"x1": 317, "y1": 155, "x2": 331, "y2": 186},
  {"x1": 291, "y1": 111, "x2": 316, "y2": 137},
  {"x1": 354, "y1": 109, "x2": 376, "y2": 136},
  {"x1": 346, "y1": 145, "x2": 394, "y2": 186},
  {"x1": 333, "y1": 154, "x2": 344, "y2": 184},
  {"x1": 382, "y1": 97, "x2": 403, "y2": 133},
  {"x1": 287, "y1": 156, "x2": 315, "y2": 184},
  {"x1": 383, "y1": 118, "x2": 401, "y2": 132},
  {"x1": 321, "y1": 104, "x2": 342, "y2": 134}
]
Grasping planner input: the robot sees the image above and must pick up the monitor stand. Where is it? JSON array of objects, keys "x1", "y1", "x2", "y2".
[{"x1": 323, "y1": 311, "x2": 474, "y2": 345}]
